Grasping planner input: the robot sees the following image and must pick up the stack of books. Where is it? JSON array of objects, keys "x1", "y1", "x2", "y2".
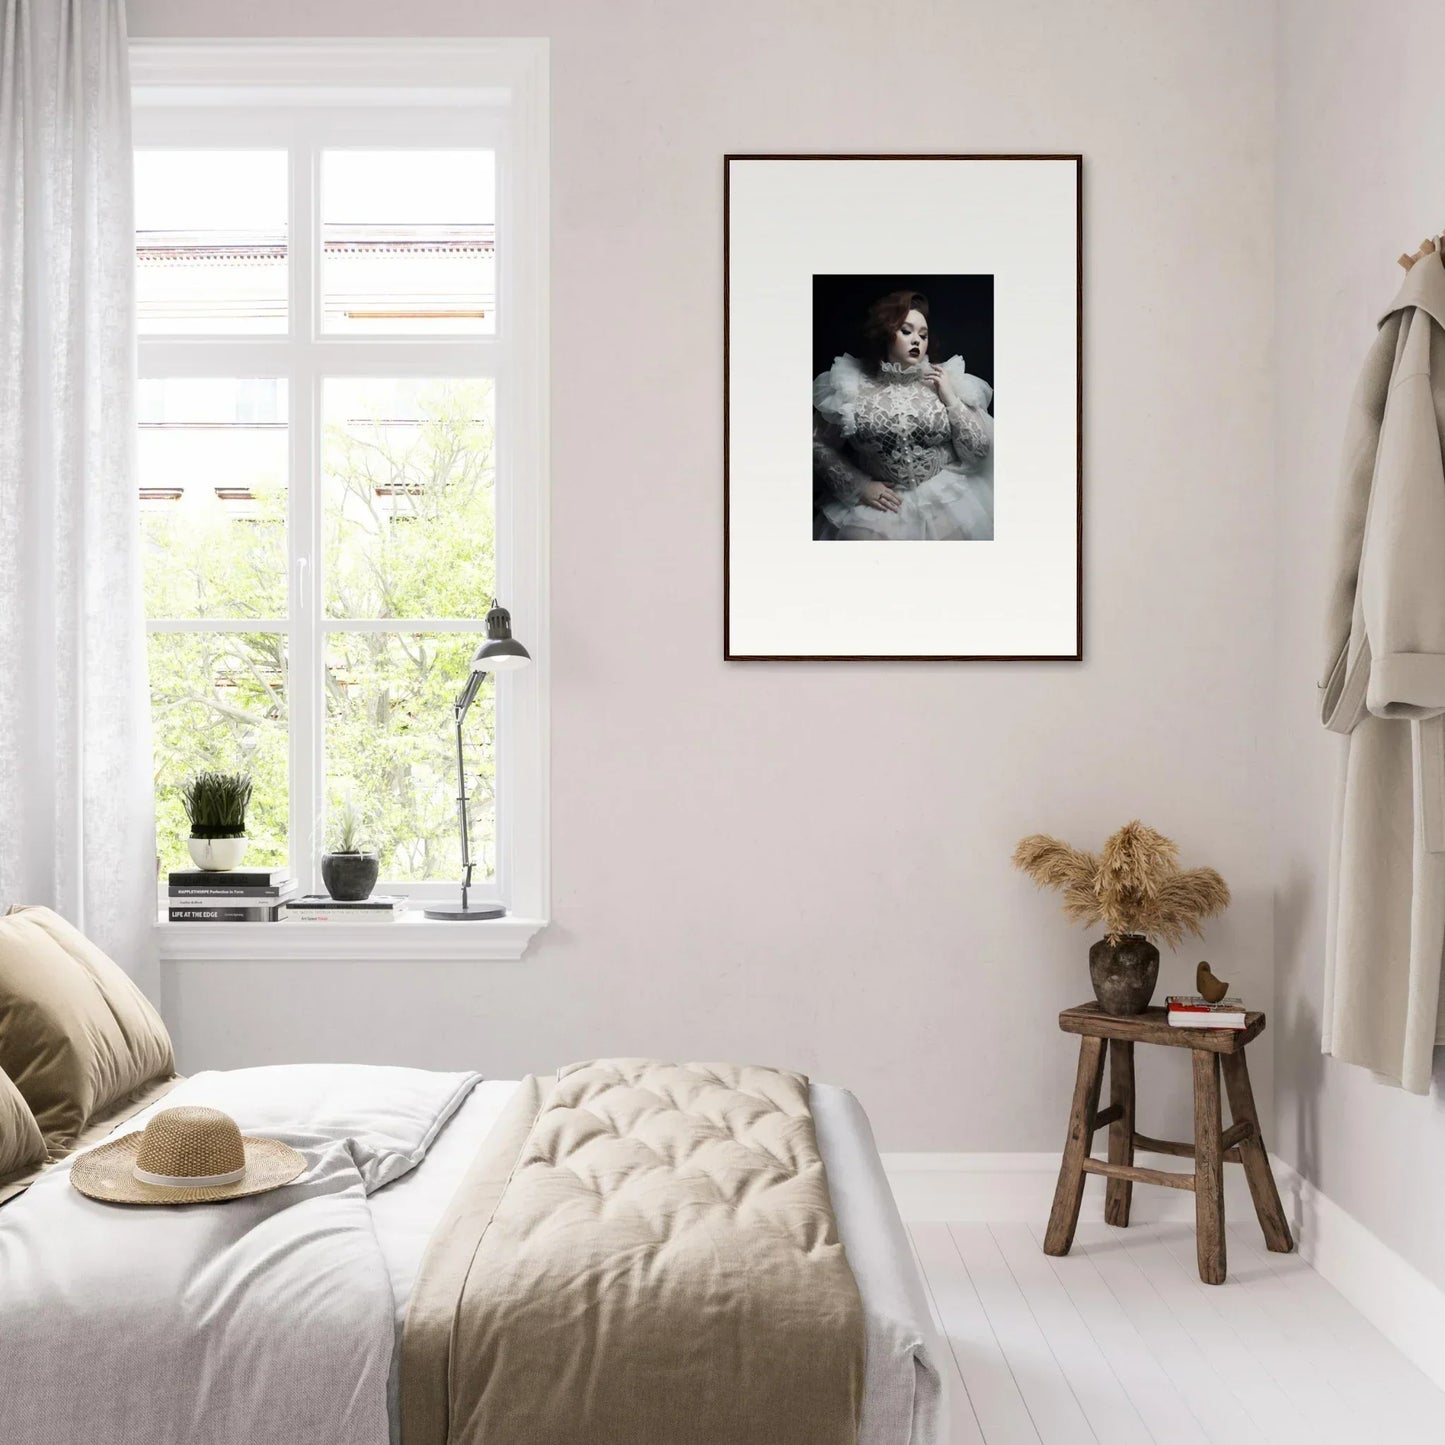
[
  {"x1": 284, "y1": 894, "x2": 406, "y2": 924},
  {"x1": 167, "y1": 867, "x2": 296, "y2": 922},
  {"x1": 1166, "y1": 994, "x2": 1248, "y2": 1030}
]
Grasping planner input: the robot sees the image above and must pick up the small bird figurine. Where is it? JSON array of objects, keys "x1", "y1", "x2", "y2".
[{"x1": 1196, "y1": 961, "x2": 1229, "y2": 1003}]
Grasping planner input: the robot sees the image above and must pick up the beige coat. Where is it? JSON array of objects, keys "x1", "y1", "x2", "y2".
[{"x1": 1321, "y1": 251, "x2": 1445, "y2": 1093}]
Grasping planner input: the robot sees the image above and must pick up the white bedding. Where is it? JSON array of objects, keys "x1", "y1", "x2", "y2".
[
  {"x1": 368, "y1": 1079, "x2": 944, "y2": 1445},
  {"x1": 0, "y1": 1064, "x2": 479, "y2": 1445}
]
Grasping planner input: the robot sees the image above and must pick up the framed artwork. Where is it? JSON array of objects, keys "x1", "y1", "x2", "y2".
[{"x1": 724, "y1": 154, "x2": 1082, "y2": 661}]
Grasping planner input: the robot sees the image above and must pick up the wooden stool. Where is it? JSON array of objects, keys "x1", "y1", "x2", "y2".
[{"x1": 1043, "y1": 1002, "x2": 1292, "y2": 1284}]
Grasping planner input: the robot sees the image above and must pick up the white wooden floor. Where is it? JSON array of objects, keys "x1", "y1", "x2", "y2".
[{"x1": 908, "y1": 1219, "x2": 1445, "y2": 1445}]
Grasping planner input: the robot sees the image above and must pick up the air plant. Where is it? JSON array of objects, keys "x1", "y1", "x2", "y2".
[
  {"x1": 1011, "y1": 820, "x2": 1230, "y2": 947},
  {"x1": 181, "y1": 771, "x2": 253, "y2": 839},
  {"x1": 328, "y1": 797, "x2": 370, "y2": 856}
]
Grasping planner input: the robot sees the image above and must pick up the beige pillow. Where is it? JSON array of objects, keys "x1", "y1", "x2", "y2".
[
  {"x1": 0, "y1": 1064, "x2": 46, "y2": 1184},
  {"x1": 0, "y1": 906, "x2": 175, "y2": 1150}
]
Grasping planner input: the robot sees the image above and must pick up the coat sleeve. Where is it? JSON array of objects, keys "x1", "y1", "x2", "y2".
[
  {"x1": 1319, "y1": 323, "x2": 1396, "y2": 732},
  {"x1": 1360, "y1": 316, "x2": 1445, "y2": 721}
]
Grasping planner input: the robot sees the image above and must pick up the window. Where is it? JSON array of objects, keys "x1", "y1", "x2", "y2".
[{"x1": 132, "y1": 42, "x2": 549, "y2": 956}]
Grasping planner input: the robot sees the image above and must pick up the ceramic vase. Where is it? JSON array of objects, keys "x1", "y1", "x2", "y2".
[
  {"x1": 1088, "y1": 934, "x2": 1160, "y2": 1015},
  {"x1": 187, "y1": 836, "x2": 248, "y2": 872},
  {"x1": 320, "y1": 852, "x2": 380, "y2": 902}
]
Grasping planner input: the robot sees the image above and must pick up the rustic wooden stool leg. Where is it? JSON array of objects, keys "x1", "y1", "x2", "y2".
[
  {"x1": 1221, "y1": 1050, "x2": 1294, "y2": 1253},
  {"x1": 1104, "y1": 1039, "x2": 1135, "y2": 1227},
  {"x1": 1044, "y1": 1035, "x2": 1105, "y2": 1256},
  {"x1": 1192, "y1": 1048, "x2": 1226, "y2": 1284}
]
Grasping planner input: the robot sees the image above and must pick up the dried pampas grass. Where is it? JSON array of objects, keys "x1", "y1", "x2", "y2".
[{"x1": 1012, "y1": 820, "x2": 1230, "y2": 946}]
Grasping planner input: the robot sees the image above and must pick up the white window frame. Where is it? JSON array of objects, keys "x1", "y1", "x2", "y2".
[{"x1": 133, "y1": 41, "x2": 549, "y2": 961}]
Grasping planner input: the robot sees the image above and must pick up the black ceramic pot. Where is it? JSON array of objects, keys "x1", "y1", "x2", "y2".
[
  {"x1": 320, "y1": 851, "x2": 380, "y2": 902},
  {"x1": 1088, "y1": 934, "x2": 1160, "y2": 1015}
]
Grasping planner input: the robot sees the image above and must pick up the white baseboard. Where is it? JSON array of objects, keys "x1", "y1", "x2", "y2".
[
  {"x1": 1270, "y1": 1156, "x2": 1445, "y2": 1394},
  {"x1": 883, "y1": 1151, "x2": 1445, "y2": 1395},
  {"x1": 881, "y1": 1150, "x2": 1256, "y2": 1224}
]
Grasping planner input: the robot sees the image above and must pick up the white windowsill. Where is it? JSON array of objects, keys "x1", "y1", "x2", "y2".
[{"x1": 154, "y1": 912, "x2": 547, "y2": 962}]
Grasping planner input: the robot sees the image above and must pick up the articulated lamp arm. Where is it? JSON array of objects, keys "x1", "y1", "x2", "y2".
[
  {"x1": 452, "y1": 675, "x2": 487, "y2": 910},
  {"x1": 426, "y1": 599, "x2": 530, "y2": 922}
]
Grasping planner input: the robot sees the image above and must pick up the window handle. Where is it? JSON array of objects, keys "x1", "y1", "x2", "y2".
[{"x1": 298, "y1": 554, "x2": 308, "y2": 611}]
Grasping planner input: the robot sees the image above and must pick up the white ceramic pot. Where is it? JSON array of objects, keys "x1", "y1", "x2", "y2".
[{"x1": 187, "y1": 836, "x2": 248, "y2": 872}]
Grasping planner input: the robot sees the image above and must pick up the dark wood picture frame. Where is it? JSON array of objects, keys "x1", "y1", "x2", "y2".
[{"x1": 723, "y1": 153, "x2": 1084, "y2": 662}]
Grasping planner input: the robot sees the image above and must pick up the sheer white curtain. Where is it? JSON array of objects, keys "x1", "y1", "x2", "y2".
[{"x1": 0, "y1": 0, "x2": 156, "y2": 993}]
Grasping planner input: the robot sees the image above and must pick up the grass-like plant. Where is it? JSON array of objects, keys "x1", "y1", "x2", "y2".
[
  {"x1": 1012, "y1": 820, "x2": 1230, "y2": 947},
  {"x1": 181, "y1": 771, "x2": 253, "y2": 839},
  {"x1": 328, "y1": 798, "x2": 370, "y2": 855}
]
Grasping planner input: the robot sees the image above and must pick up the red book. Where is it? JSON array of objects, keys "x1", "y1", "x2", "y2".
[{"x1": 1166, "y1": 994, "x2": 1246, "y2": 1029}]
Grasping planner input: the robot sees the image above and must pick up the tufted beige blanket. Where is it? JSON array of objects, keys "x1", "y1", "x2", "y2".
[{"x1": 400, "y1": 1059, "x2": 865, "y2": 1445}]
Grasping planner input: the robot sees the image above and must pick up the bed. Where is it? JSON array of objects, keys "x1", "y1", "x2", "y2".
[
  {"x1": 0, "y1": 910, "x2": 943, "y2": 1442},
  {"x1": 0, "y1": 1062, "x2": 944, "y2": 1445}
]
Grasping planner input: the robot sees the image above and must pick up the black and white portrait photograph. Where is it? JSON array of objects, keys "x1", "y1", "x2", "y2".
[
  {"x1": 726, "y1": 155, "x2": 1080, "y2": 660},
  {"x1": 811, "y1": 275, "x2": 994, "y2": 541}
]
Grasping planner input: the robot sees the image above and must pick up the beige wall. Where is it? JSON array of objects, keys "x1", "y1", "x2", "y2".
[
  {"x1": 130, "y1": 0, "x2": 1276, "y2": 1151},
  {"x1": 1274, "y1": 0, "x2": 1445, "y2": 1291}
]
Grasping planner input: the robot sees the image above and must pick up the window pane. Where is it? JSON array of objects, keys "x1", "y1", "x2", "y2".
[
  {"x1": 140, "y1": 379, "x2": 288, "y2": 620},
  {"x1": 149, "y1": 632, "x2": 289, "y2": 874},
  {"x1": 321, "y1": 151, "x2": 495, "y2": 334},
  {"x1": 135, "y1": 151, "x2": 287, "y2": 334},
  {"x1": 325, "y1": 632, "x2": 493, "y2": 882},
  {"x1": 323, "y1": 378, "x2": 495, "y2": 619}
]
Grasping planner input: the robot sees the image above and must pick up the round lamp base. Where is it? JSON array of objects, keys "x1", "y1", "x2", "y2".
[{"x1": 422, "y1": 902, "x2": 507, "y2": 921}]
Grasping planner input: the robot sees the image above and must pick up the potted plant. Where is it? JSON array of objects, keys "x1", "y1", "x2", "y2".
[
  {"x1": 320, "y1": 800, "x2": 380, "y2": 902},
  {"x1": 182, "y1": 771, "x2": 253, "y2": 872},
  {"x1": 1012, "y1": 820, "x2": 1230, "y2": 1015}
]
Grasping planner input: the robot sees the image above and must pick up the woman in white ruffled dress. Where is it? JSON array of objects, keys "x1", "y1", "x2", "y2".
[{"x1": 813, "y1": 289, "x2": 994, "y2": 540}]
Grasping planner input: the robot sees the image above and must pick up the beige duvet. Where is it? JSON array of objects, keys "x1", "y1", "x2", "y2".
[{"x1": 401, "y1": 1059, "x2": 866, "y2": 1445}]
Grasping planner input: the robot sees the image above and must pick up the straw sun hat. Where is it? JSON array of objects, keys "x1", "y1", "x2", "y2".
[{"x1": 70, "y1": 1105, "x2": 306, "y2": 1205}]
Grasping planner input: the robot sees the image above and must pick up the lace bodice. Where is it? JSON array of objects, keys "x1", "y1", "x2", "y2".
[{"x1": 812, "y1": 356, "x2": 992, "y2": 503}]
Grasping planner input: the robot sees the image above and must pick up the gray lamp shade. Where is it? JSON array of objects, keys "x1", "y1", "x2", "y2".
[
  {"x1": 471, "y1": 638, "x2": 529, "y2": 671},
  {"x1": 471, "y1": 601, "x2": 531, "y2": 673}
]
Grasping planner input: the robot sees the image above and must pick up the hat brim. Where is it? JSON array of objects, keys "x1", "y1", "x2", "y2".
[{"x1": 69, "y1": 1132, "x2": 307, "y2": 1206}]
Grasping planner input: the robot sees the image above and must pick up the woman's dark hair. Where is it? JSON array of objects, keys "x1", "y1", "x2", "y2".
[{"x1": 858, "y1": 289, "x2": 934, "y2": 367}]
